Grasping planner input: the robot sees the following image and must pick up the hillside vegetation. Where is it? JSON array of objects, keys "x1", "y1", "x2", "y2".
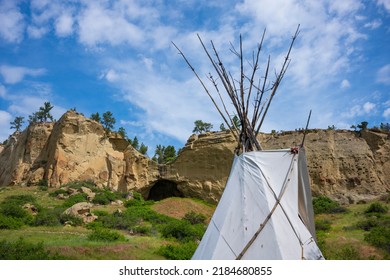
[{"x1": 0, "y1": 183, "x2": 389, "y2": 260}]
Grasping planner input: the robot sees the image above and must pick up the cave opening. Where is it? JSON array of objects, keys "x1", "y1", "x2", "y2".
[{"x1": 147, "y1": 179, "x2": 183, "y2": 201}]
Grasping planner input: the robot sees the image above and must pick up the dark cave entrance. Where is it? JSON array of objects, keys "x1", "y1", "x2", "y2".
[{"x1": 147, "y1": 179, "x2": 183, "y2": 201}]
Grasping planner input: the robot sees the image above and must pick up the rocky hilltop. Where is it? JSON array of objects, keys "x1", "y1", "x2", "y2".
[{"x1": 0, "y1": 110, "x2": 389, "y2": 204}]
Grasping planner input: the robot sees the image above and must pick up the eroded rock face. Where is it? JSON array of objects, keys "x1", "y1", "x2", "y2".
[
  {"x1": 0, "y1": 110, "x2": 389, "y2": 205},
  {"x1": 0, "y1": 110, "x2": 159, "y2": 192}
]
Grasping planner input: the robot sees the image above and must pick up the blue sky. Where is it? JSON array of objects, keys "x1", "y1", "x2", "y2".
[{"x1": 0, "y1": 0, "x2": 389, "y2": 155}]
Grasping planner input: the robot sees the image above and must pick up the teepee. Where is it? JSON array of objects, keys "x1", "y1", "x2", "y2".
[{"x1": 173, "y1": 26, "x2": 324, "y2": 260}]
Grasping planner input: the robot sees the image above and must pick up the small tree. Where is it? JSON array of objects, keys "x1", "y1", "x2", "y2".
[
  {"x1": 91, "y1": 112, "x2": 101, "y2": 123},
  {"x1": 153, "y1": 145, "x2": 177, "y2": 164},
  {"x1": 118, "y1": 127, "x2": 127, "y2": 139},
  {"x1": 39, "y1": 102, "x2": 54, "y2": 122},
  {"x1": 139, "y1": 143, "x2": 148, "y2": 155},
  {"x1": 101, "y1": 111, "x2": 116, "y2": 134},
  {"x1": 357, "y1": 121, "x2": 368, "y2": 131},
  {"x1": 193, "y1": 120, "x2": 213, "y2": 134},
  {"x1": 10, "y1": 116, "x2": 24, "y2": 132},
  {"x1": 131, "y1": 136, "x2": 139, "y2": 150}
]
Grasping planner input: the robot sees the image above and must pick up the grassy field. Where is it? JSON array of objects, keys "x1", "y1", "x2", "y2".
[{"x1": 0, "y1": 184, "x2": 388, "y2": 260}]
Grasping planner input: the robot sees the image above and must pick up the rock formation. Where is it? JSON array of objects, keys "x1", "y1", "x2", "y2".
[{"x1": 0, "y1": 110, "x2": 389, "y2": 204}]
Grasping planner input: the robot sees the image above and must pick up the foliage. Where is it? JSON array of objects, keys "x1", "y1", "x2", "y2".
[
  {"x1": 333, "y1": 246, "x2": 361, "y2": 260},
  {"x1": 28, "y1": 102, "x2": 54, "y2": 123},
  {"x1": 131, "y1": 136, "x2": 139, "y2": 150},
  {"x1": 87, "y1": 228, "x2": 126, "y2": 242},
  {"x1": 138, "y1": 143, "x2": 148, "y2": 155},
  {"x1": 160, "y1": 219, "x2": 205, "y2": 242},
  {"x1": 192, "y1": 120, "x2": 213, "y2": 134},
  {"x1": 62, "y1": 193, "x2": 88, "y2": 208},
  {"x1": 10, "y1": 116, "x2": 24, "y2": 132},
  {"x1": 219, "y1": 123, "x2": 226, "y2": 131},
  {"x1": 0, "y1": 195, "x2": 38, "y2": 226},
  {"x1": 102, "y1": 111, "x2": 116, "y2": 133},
  {"x1": 118, "y1": 127, "x2": 127, "y2": 138},
  {"x1": 158, "y1": 241, "x2": 198, "y2": 260},
  {"x1": 315, "y1": 219, "x2": 332, "y2": 231},
  {"x1": 153, "y1": 145, "x2": 177, "y2": 164},
  {"x1": 34, "y1": 208, "x2": 63, "y2": 227},
  {"x1": 0, "y1": 214, "x2": 24, "y2": 229},
  {"x1": 92, "y1": 189, "x2": 119, "y2": 205},
  {"x1": 90, "y1": 112, "x2": 101, "y2": 123},
  {"x1": 364, "y1": 226, "x2": 390, "y2": 253},
  {"x1": 0, "y1": 238, "x2": 63, "y2": 260},
  {"x1": 365, "y1": 202, "x2": 388, "y2": 215},
  {"x1": 312, "y1": 195, "x2": 346, "y2": 214},
  {"x1": 61, "y1": 180, "x2": 97, "y2": 191},
  {"x1": 327, "y1": 125, "x2": 336, "y2": 130},
  {"x1": 183, "y1": 211, "x2": 206, "y2": 225},
  {"x1": 379, "y1": 122, "x2": 390, "y2": 132},
  {"x1": 59, "y1": 213, "x2": 83, "y2": 226}
]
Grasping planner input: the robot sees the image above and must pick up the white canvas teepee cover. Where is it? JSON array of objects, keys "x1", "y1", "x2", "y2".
[{"x1": 192, "y1": 148, "x2": 324, "y2": 260}]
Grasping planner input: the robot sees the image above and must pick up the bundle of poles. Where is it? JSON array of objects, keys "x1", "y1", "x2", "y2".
[{"x1": 172, "y1": 25, "x2": 300, "y2": 155}]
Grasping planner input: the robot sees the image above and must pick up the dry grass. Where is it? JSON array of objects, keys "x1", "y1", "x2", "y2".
[{"x1": 151, "y1": 197, "x2": 215, "y2": 221}]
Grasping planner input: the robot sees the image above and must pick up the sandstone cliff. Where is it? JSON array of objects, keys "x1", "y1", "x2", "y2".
[
  {"x1": 0, "y1": 110, "x2": 159, "y2": 192},
  {"x1": 0, "y1": 110, "x2": 389, "y2": 204}
]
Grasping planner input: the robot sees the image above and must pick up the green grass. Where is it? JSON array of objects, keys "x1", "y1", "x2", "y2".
[
  {"x1": 315, "y1": 202, "x2": 390, "y2": 259},
  {"x1": 1, "y1": 185, "x2": 388, "y2": 260}
]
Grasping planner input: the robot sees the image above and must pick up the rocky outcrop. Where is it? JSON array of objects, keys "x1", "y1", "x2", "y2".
[
  {"x1": 0, "y1": 110, "x2": 389, "y2": 204},
  {"x1": 0, "y1": 110, "x2": 159, "y2": 192}
]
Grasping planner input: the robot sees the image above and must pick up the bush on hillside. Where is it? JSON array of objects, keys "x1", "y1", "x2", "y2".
[
  {"x1": 160, "y1": 219, "x2": 205, "y2": 242},
  {"x1": 183, "y1": 211, "x2": 206, "y2": 225},
  {"x1": 312, "y1": 196, "x2": 347, "y2": 214},
  {"x1": 62, "y1": 193, "x2": 88, "y2": 208},
  {"x1": 364, "y1": 226, "x2": 390, "y2": 254},
  {"x1": 158, "y1": 241, "x2": 198, "y2": 260},
  {"x1": 0, "y1": 238, "x2": 63, "y2": 260},
  {"x1": 315, "y1": 219, "x2": 332, "y2": 231},
  {"x1": 34, "y1": 208, "x2": 63, "y2": 227},
  {"x1": 365, "y1": 202, "x2": 388, "y2": 215},
  {"x1": 87, "y1": 229, "x2": 126, "y2": 242}
]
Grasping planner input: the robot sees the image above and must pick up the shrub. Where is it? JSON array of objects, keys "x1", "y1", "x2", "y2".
[
  {"x1": 87, "y1": 229, "x2": 126, "y2": 242},
  {"x1": 315, "y1": 219, "x2": 332, "y2": 231},
  {"x1": 158, "y1": 241, "x2": 198, "y2": 260},
  {"x1": 355, "y1": 218, "x2": 379, "y2": 231},
  {"x1": 62, "y1": 193, "x2": 88, "y2": 208},
  {"x1": 34, "y1": 208, "x2": 63, "y2": 227},
  {"x1": 365, "y1": 202, "x2": 388, "y2": 215},
  {"x1": 0, "y1": 214, "x2": 24, "y2": 229},
  {"x1": 183, "y1": 211, "x2": 206, "y2": 225},
  {"x1": 59, "y1": 213, "x2": 83, "y2": 226},
  {"x1": 0, "y1": 238, "x2": 63, "y2": 260},
  {"x1": 0, "y1": 195, "x2": 43, "y2": 227},
  {"x1": 92, "y1": 193, "x2": 111, "y2": 205},
  {"x1": 333, "y1": 246, "x2": 361, "y2": 260},
  {"x1": 160, "y1": 219, "x2": 205, "y2": 242},
  {"x1": 312, "y1": 196, "x2": 346, "y2": 214},
  {"x1": 364, "y1": 226, "x2": 390, "y2": 253},
  {"x1": 49, "y1": 188, "x2": 68, "y2": 197},
  {"x1": 61, "y1": 180, "x2": 97, "y2": 191},
  {"x1": 37, "y1": 179, "x2": 48, "y2": 189}
]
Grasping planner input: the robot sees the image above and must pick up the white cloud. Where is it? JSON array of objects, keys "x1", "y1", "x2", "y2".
[
  {"x1": 364, "y1": 19, "x2": 382, "y2": 29},
  {"x1": 376, "y1": 0, "x2": 390, "y2": 13},
  {"x1": 0, "y1": 110, "x2": 12, "y2": 141},
  {"x1": 0, "y1": 65, "x2": 46, "y2": 84},
  {"x1": 377, "y1": 64, "x2": 390, "y2": 85},
  {"x1": 55, "y1": 13, "x2": 74, "y2": 37},
  {"x1": 384, "y1": 108, "x2": 390, "y2": 118},
  {"x1": 363, "y1": 102, "x2": 376, "y2": 113},
  {"x1": 343, "y1": 101, "x2": 377, "y2": 119},
  {"x1": 0, "y1": 1, "x2": 25, "y2": 43},
  {"x1": 341, "y1": 79, "x2": 351, "y2": 89},
  {"x1": 77, "y1": 3, "x2": 144, "y2": 47}
]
